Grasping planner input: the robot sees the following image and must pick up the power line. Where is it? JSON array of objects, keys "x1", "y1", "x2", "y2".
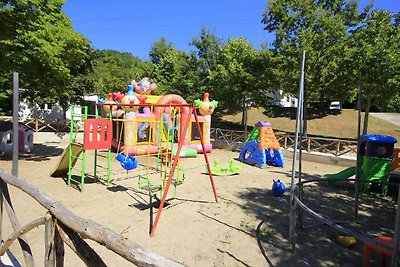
[
  {"x1": 69, "y1": 7, "x2": 264, "y2": 23},
  {"x1": 75, "y1": 18, "x2": 264, "y2": 34}
]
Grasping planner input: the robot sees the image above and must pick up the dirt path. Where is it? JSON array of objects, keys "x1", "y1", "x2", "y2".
[{"x1": 370, "y1": 112, "x2": 400, "y2": 126}]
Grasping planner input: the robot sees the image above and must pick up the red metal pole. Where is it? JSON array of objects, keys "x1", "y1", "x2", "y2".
[
  {"x1": 193, "y1": 107, "x2": 218, "y2": 202},
  {"x1": 150, "y1": 106, "x2": 194, "y2": 237}
]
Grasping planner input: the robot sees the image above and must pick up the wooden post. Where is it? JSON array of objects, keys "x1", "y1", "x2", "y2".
[
  {"x1": 336, "y1": 142, "x2": 340, "y2": 157},
  {"x1": 56, "y1": 222, "x2": 106, "y2": 267},
  {"x1": 0, "y1": 166, "x2": 184, "y2": 266},
  {"x1": 284, "y1": 135, "x2": 287, "y2": 149},
  {"x1": 54, "y1": 225, "x2": 65, "y2": 267},
  {"x1": 0, "y1": 178, "x2": 35, "y2": 267},
  {"x1": 45, "y1": 212, "x2": 56, "y2": 267}
]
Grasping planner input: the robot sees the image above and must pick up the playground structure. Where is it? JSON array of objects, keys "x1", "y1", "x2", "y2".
[
  {"x1": 324, "y1": 134, "x2": 398, "y2": 195},
  {"x1": 109, "y1": 97, "x2": 218, "y2": 237},
  {"x1": 53, "y1": 78, "x2": 219, "y2": 190},
  {"x1": 50, "y1": 106, "x2": 114, "y2": 190},
  {"x1": 50, "y1": 78, "x2": 218, "y2": 237},
  {"x1": 239, "y1": 121, "x2": 284, "y2": 168},
  {"x1": 0, "y1": 121, "x2": 33, "y2": 156},
  {"x1": 101, "y1": 81, "x2": 216, "y2": 157}
]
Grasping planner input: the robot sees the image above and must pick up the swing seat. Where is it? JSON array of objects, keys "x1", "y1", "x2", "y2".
[
  {"x1": 138, "y1": 175, "x2": 162, "y2": 194},
  {"x1": 116, "y1": 154, "x2": 138, "y2": 170}
]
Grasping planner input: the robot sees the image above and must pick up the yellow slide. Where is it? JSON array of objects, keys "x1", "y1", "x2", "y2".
[{"x1": 51, "y1": 143, "x2": 83, "y2": 177}]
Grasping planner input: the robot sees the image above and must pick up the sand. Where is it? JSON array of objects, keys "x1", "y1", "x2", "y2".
[{"x1": 0, "y1": 134, "x2": 397, "y2": 267}]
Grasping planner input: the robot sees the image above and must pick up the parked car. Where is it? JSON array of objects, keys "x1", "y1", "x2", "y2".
[{"x1": 329, "y1": 101, "x2": 341, "y2": 110}]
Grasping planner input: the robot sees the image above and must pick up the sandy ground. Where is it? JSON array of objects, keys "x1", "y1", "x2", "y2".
[{"x1": 0, "y1": 134, "x2": 398, "y2": 267}]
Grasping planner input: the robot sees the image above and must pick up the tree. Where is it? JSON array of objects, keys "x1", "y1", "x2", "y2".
[
  {"x1": 348, "y1": 9, "x2": 400, "y2": 133},
  {"x1": 89, "y1": 49, "x2": 152, "y2": 97},
  {"x1": 190, "y1": 28, "x2": 222, "y2": 94},
  {"x1": 210, "y1": 38, "x2": 257, "y2": 114},
  {"x1": 149, "y1": 37, "x2": 174, "y2": 65},
  {"x1": 0, "y1": 0, "x2": 93, "y2": 112},
  {"x1": 209, "y1": 38, "x2": 264, "y2": 136},
  {"x1": 262, "y1": 0, "x2": 359, "y2": 134},
  {"x1": 252, "y1": 47, "x2": 283, "y2": 108},
  {"x1": 150, "y1": 41, "x2": 200, "y2": 101}
]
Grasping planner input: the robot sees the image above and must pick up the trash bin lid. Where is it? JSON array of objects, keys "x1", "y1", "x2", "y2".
[{"x1": 360, "y1": 134, "x2": 397, "y2": 144}]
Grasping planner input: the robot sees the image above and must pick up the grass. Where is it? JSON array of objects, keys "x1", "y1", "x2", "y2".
[{"x1": 218, "y1": 107, "x2": 400, "y2": 141}]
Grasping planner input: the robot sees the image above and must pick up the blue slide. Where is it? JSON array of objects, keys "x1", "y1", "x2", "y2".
[
  {"x1": 265, "y1": 149, "x2": 284, "y2": 167},
  {"x1": 239, "y1": 140, "x2": 266, "y2": 168}
]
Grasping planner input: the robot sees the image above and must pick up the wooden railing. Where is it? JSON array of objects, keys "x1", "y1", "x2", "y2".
[
  {"x1": 22, "y1": 118, "x2": 71, "y2": 133},
  {"x1": 0, "y1": 169, "x2": 184, "y2": 267},
  {"x1": 210, "y1": 128, "x2": 358, "y2": 158},
  {"x1": 1, "y1": 116, "x2": 71, "y2": 133}
]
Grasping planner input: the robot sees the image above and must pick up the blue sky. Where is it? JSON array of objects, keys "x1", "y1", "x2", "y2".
[{"x1": 63, "y1": 1, "x2": 399, "y2": 61}]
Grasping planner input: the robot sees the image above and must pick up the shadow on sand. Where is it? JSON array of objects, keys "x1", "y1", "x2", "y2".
[{"x1": 0, "y1": 143, "x2": 65, "y2": 162}]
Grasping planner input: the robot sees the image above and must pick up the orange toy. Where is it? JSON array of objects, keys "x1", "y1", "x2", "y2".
[{"x1": 259, "y1": 126, "x2": 280, "y2": 151}]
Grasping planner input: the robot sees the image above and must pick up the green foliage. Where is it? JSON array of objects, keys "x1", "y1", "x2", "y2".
[
  {"x1": 149, "y1": 38, "x2": 201, "y2": 101},
  {"x1": 149, "y1": 29, "x2": 279, "y2": 122},
  {"x1": 210, "y1": 38, "x2": 258, "y2": 115},
  {"x1": 149, "y1": 36, "x2": 174, "y2": 65},
  {"x1": 348, "y1": 9, "x2": 400, "y2": 112},
  {"x1": 190, "y1": 28, "x2": 223, "y2": 93},
  {"x1": 89, "y1": 49, "x2": 153, "y2": 98},
  {"x1": 0, "y1": 0, "x2": 93, "y2": 112},
  {"x1": 262, "y1": 0, "x2": 359, "y2": 105}
]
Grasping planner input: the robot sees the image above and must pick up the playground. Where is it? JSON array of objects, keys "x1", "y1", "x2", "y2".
[
  {"x1": 0, "y1": 78, "x2": 399, "y2": 266},
  {"x1": 0, "y1": 132, "x2": 398, "y2": 266}
]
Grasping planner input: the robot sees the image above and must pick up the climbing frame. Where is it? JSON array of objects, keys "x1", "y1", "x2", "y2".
[
  {"x1": 259, "y1": 126, "x2": 280, "y2": 151},
  {"x1": 68, "y1": 106, "x2": 113, "y2": 190}
]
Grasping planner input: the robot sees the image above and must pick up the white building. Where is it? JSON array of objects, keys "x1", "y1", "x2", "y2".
[
  {"x1": 18, "y1": 94, "x2": 99, "y2": 122},
  {"x1": 265, "y1": 90, "x2": 298, "y2": 108}
]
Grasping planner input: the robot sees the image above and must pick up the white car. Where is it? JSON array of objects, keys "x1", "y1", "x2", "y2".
[{"x1": 329, "y1": 101, "x2": 341, "y2": 110}]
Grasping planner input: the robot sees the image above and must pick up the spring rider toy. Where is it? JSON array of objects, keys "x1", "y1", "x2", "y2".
[{"x1": 272, "y1": 179, "x2": 286, "y2": 197}]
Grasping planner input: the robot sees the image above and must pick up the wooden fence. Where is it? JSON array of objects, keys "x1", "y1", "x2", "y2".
[
  {"x1": 0, "y1": 169, "x2": 184, "y2": 267},
  {"x1": 3, "y1": 115, "x2": 358, "y2": 158},
  {"x1": 1, "y1": 116, "x2": 71, "y2": 133},
  {"x1": 22, "y1": 118, "x2": 71, "y2": 133},
  {"x1": 210, "y1": 128, "x2": 358, "y2": 158}
]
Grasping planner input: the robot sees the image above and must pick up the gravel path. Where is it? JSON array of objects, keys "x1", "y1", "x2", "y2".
[{"x1": 370, "y1": 112, "x2": 400, "y2": 126}]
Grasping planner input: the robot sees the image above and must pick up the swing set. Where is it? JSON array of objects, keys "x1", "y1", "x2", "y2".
[{"x1": 100, "y1": 101, "x2": 218, "y2": 237}]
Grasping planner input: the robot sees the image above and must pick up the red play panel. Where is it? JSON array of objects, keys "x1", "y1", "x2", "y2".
[{"x1": 83, "y1": 119, "x2": 113, "y2": 150}]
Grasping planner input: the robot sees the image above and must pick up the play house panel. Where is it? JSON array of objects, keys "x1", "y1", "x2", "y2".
[{"x1": 189, "y1": 119, "x2": 205, "y2": 143}]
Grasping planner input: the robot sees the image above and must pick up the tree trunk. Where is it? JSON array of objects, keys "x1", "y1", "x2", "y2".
[
  {"x1": 242, "y1": 97, "x2": 248, "y2": 139},
  {"x1": 362, "y1": 94, "x2": 372, "y2": 134}
]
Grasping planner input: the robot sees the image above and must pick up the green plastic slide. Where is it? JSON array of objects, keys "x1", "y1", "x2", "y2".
[{"x1": 323, "y1": 166, "x2": 356, "y2": 181}]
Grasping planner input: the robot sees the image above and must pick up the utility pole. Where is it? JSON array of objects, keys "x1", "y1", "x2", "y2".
[{"x1": 12, "y1": 72, "x2": 19, "y2": 176}]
